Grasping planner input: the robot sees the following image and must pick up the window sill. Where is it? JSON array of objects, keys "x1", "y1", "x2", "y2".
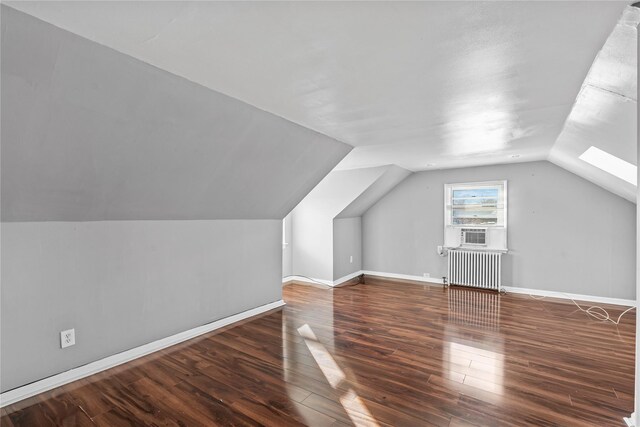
[
  {"x1": 445, "y1": 225, "x2": 506, "y2": 229},
  {"x1": 446, "y1": 246, "x2": 508, "y2": 254}
]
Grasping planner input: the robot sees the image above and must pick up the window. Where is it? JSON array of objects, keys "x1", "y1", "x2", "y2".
[
  {"x1": 282, "y1": 217, "x2": 287, "y2": 248},
  {"x1": 579, "y1": 146, "x2": 637, "y2": 186},
  {"x1": 445, "y1": 181, "x2": 506, "y2": 228}
]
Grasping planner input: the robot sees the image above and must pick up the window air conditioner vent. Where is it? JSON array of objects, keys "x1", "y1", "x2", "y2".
[{"x1": 461, "y1": 228, "x2": 487, "y2": 246}]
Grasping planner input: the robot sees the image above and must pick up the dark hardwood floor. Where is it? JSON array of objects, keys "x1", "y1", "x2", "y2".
[{"x1": 1, "y1": 278, "x2": 636, "y2": 426}]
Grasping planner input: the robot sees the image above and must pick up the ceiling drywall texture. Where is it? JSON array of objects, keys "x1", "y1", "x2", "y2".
[
  {"x1": 4, "y1": 1, "x2": 636, "y2": 206},
  {"x1": 292, "y1": 164, "x2": 410, "y2": 222},
  {"x1": 336, "y1": 165, "x2": 411, "y2": 218},
  {"x1": 1, "y1": 6, "x2": 351, "y2": 221},
  {"x1": 5, "y1": 1, "x2": 628, "y2": 174},
  {"x1": 294, "y1": 166, "x2": 390, "y2": 220},
  {"x1": 549, "y1": 5, "x2": 638, "y2": 202}
]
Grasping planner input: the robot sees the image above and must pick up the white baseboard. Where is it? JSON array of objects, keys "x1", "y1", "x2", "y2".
[
  {"x1": 0, "y1": 299, "x2": 285, "y2": 408},
  {"x1": 362, "y1": 270, "x2": 445, "y2": 285},
  {"x1": 624, "y1": 412, "x2": 637, "y2": 427},
  {"x1": 361, "y1": 270, "x2": 635, "y2": 307},
  {"x1": 503, "y1": 286, "x2": 636, "y2": 307},
  {"x1": 283, "y1": 270, "x2": 363, "y2": 287},
  {"x1": 333, "y1": 270, "x2": 364, "y2": 286},
  {"x1": 283, "y1": 275, "x2": 334, "y2": 286},
  {"x1": 285, "y1": 270, "x2": 635, "y2": 307}
]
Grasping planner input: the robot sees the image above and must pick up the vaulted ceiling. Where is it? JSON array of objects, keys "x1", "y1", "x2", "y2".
[
  {"x1": 1, "y1": 6, "x2": 350, "y2": 221},
  {"x1": 294, "y1": 165, "x2": 412, "y2": 221},
  {"x1": 549, "y1": 6, "x2": 638, "y2": 201},
  {"x1": 3, "y1": 1, "x2": 637, "y2": 207}
]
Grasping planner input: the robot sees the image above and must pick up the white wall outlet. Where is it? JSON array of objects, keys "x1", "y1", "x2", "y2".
[
  {"x1": 423, "y1": 273, "x2": 430, "y2": 278},
  {"x1": 60, "y1": 328, "x2": 75, "y2": 349},
  {"x1": 349, "y1": 255, "x2": 353, "y2": 264}
]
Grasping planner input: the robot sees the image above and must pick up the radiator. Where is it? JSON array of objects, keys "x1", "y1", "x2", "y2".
[{"x1": 447, "y1": 249, "x2": 502, "y2": 291}]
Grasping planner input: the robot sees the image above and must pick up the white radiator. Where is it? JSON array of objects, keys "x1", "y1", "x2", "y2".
[{"x1": 447, "y1": 249, "x2": 502, "y2": 291}]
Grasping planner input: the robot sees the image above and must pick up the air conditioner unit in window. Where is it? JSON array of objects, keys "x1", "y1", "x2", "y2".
[{"x1": 461, "y1": 228, "x2": 487, "y2": 246}]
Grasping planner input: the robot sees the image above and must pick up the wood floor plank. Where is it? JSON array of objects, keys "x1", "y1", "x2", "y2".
[{"x1": 1, "y1": 280, "x2": 635, "y2": 426}]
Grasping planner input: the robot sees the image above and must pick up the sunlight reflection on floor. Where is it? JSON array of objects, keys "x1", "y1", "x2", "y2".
[
  {"x1": 449, "y1": 341, "x2": 505, "y2": 395},
  {"x1": 297, "y1": 323, "x2": 380, "y2": 427},
  {"x1": 297, "y1": 324, "x2": 346, "y2": 388}
]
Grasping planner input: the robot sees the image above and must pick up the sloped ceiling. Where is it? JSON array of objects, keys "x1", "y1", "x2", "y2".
[
  {"x1": 4, "y1": 1, "x2": 628, "y2": 173},
  {"x1": 295, "y1": 166, "x2": 390, "y2": 220},
  {"x1": 3, "y1": 1, "x2": 636, "y2": 207},
  {"x1": 336, "y1": 166, "x2": 411, "y2": 218},
  {"x1": 1, "y1": 6, "x2": 351, "y2": 221},
  {"x1": 549, "y1": 6, "x2": 638, "y2": 202},
  {"x1": 292, "y1": 164, "x2": 410, "y2": 222}
]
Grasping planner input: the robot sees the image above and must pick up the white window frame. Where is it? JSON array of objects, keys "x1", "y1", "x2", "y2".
[{"x1": 444, "y1": 180, "x2": 507, "y2": 229}]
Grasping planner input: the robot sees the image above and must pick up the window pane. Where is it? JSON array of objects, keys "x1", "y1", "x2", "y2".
[
  {"x1": 452, "y1": 216, "x2": 497, "y2": 225},
  {"x1": 451, "y1": 188, "x2": 499, "y2": 225},
  {"x1": 452, "y1": 188, "x2": 498, "y2": 204}
]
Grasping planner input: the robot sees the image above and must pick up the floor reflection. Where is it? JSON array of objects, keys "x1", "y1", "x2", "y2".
[
  {"x1": 446, "y1": 341, "x2": 505, "y2": 395},
  {"x1": 444, "y1": 287, "x2": 506, "y2": 399},
  {"x1": 297, "y1": 323, "x2": 346, "y2": 388},
  {"x1": 297, "y1": 323, "x2": 380, "y2": 426},
  {"x1": 447, "y1": 286, "x2": 501, "y2": 330},
  {"x1": 282, "y1": 283, "x2": 381, "y2": 427}
]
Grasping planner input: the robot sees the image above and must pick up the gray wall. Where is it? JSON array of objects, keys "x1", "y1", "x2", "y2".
[
  {"x1": 291, "y1": 167, "x2": 387, "y2": 281},
  {"x1": 1, "y1": 6, "x2": 350, "y2": 393},
  {"x1": 292, "y1": 210, "x2": 334, "y2": 281},
  {"x1": 333, "y1": 217, "x2": 362, "y2": 280},
  {"x1": 1, "y1": 220, "x2": 282, "y2": 392},
  {"x1": 363, "y1": 161, "x2": 636, "y2": 299},
  {"x1": 290, "y1": 165, "x2": 410, "y2": 281}
]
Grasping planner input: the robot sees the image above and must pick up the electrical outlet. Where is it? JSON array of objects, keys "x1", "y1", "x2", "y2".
[
  {"x1": 60, "y1": 328, "x2": 75, "y2": 349},
  {"x1": 349, "y1": 255, "x2": 353, "y2": 264},
  {"x1": 423, "y1": 273, "x2": 430, "y2": 278}
]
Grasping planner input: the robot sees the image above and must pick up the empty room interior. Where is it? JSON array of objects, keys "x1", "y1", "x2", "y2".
[{"x1": 1, "y1": 1, "x2": 639, "y2": 426}]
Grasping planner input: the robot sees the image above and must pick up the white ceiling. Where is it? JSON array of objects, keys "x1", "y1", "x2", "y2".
[
  {"x1": 6, "y1": 1, "x2": 636, "y2": 198},
  {"x1": 549, "y1": 6, "x2": 638, "y2": 202},
  {"x1": 337, "y1": 165, "x2": 411, "y2": 218}
]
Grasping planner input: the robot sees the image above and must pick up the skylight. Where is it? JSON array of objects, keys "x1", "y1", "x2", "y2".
[{"x1": 579, "y1": 146, "x2": 637, "y2": 186}]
